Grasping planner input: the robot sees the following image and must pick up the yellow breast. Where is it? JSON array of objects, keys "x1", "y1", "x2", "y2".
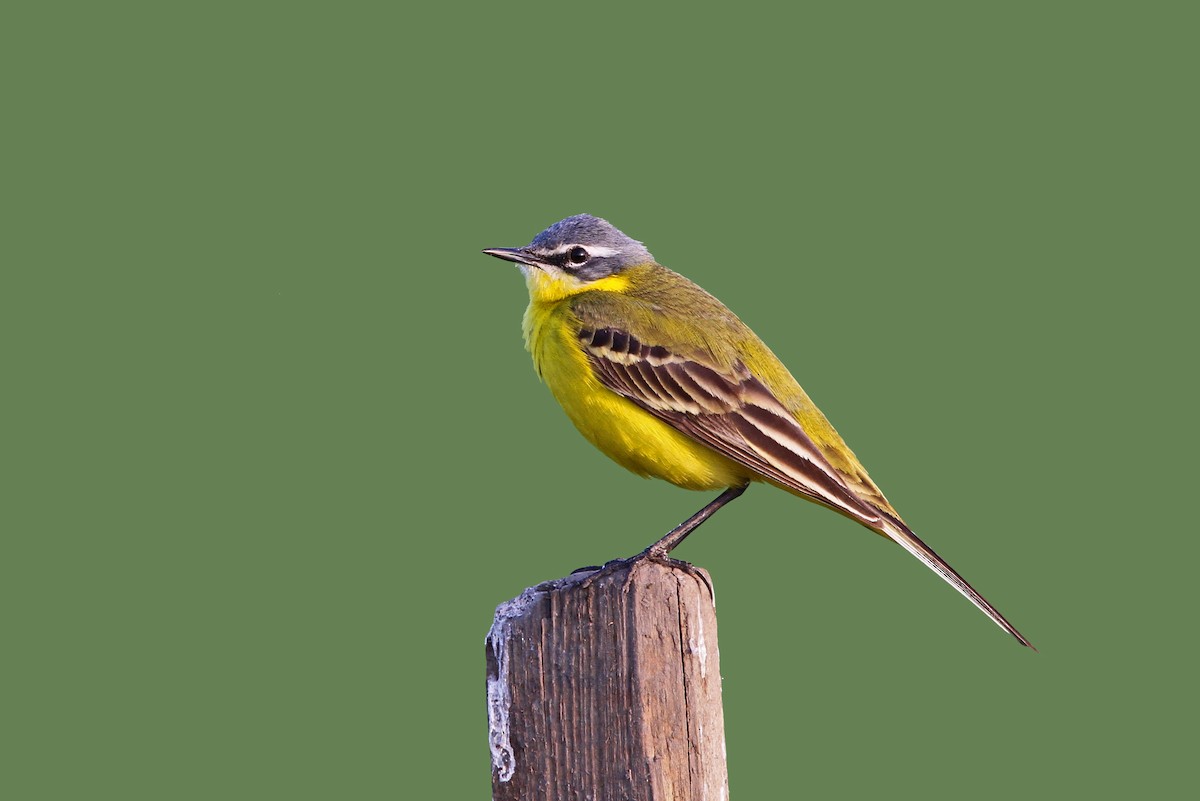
[{"x1": 522, "y1": 295, "x2": 749, "y2": 491}]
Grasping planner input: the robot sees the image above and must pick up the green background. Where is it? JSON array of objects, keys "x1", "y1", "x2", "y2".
[{"x1": 4, "y1": 2, "x2": 1195, "y2": 798}]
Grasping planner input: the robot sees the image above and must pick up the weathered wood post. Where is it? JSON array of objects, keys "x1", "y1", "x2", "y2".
[{"x1": 486, "y1": 558, "x2": 728, "y2": 801}]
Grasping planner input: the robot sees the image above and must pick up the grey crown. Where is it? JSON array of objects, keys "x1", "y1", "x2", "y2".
[{"x1": 527, "y1": 214, "x2": 655, "y2": 280}]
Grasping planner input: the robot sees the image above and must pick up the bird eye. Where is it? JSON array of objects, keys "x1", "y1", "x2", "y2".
[{"x1": 567, "y1": 246, "x2": 590, "y2": 265}]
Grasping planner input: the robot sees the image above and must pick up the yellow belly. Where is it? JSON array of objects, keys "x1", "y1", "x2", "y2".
[{"x1": 524, "y1": 300, "x2": 749, "y2": 491}]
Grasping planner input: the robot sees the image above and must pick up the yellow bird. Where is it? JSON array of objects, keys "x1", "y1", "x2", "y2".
[{"x1": 484, "y1": 214, "x2": 1033, "y2": 649}]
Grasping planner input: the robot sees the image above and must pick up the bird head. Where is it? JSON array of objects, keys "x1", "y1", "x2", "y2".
[{"x1": 484, "y1": 214, "x2": 654, "y2": 300}]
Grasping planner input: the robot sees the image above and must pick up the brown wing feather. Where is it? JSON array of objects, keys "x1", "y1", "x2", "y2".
[{"x1": 580, "y1": 326, "x2": 882, "y2": 526}]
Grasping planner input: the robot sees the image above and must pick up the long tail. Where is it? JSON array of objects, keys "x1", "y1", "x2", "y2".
[{"x1": 879, "y1": 517, "x2": 1036, "y2": 650}]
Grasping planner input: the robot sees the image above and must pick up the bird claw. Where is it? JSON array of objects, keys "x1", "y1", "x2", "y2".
[{"x1": 575, "y1": 550, "x2": 714, "y2": 603}]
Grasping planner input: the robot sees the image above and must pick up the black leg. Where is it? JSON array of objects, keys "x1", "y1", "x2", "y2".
[
  {"x1": 576, "y1": 484, "x2": 749, "y2": 599},
  {"x1": 643, "y1": 483, "x2": 748, "y2": 558}
]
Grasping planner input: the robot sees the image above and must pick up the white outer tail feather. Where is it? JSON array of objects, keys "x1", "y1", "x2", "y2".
[{"x1": 879, "y1": 518, "x2": 1035, "y2": 650}]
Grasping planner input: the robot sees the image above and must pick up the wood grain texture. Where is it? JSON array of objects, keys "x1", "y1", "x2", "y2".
[{"x1": 487, "y1": 559, "x2": 728, "y2": 801}]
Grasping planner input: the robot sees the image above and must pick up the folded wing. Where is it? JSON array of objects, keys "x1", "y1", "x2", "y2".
[{"x1": 578, "y1": 326, "x2": 883, "y2": 525}]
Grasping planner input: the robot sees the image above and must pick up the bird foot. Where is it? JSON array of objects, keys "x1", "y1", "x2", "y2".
[{"x1": 574, "y1": 549, "x2": 714, "y2": 602}]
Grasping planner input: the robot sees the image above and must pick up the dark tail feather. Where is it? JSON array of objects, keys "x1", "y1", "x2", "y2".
[{"x1": 879, "y1": 518, "x2": 1036, "y2": 650}]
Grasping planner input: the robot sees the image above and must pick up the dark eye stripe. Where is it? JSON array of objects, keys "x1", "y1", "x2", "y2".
[{"x1": 546, "y1": 248, "x2": 591, "y2": 271}]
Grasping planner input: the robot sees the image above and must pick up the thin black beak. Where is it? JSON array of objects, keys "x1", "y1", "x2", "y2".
[{"x1": 482, "y1": 247, "x2": 542, "y2": 267}]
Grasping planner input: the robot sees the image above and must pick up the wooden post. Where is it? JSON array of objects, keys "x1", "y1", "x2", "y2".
[{"x1": 486, "y1": 559, "x2": 728, "y2": 801}]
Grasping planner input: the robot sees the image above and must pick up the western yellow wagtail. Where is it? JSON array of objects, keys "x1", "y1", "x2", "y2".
[{"x1": 484, "y1": 214, "x2": 1033, "y2": 649}]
